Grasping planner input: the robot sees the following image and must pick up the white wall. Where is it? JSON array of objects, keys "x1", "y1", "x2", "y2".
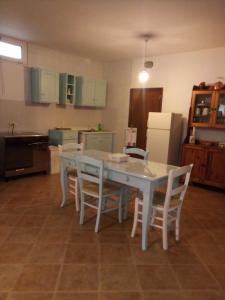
[
  {"x1": 103, "y1": 47, "x2": 225, "y2": 152},
  {"x1": 0, "y1": 43, "x2": 104, "y2": 133}
]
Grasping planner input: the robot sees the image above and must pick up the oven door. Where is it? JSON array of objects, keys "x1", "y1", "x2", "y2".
[{"x1": 5, "y1": 138, "x2": 33, "y2": 171}]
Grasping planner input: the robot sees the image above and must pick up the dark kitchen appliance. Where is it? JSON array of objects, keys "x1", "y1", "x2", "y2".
[{"x1": 0, "y1": 132, "x2": 49, "y2": 178}]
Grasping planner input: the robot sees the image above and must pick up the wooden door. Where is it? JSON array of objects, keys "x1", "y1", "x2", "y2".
[{"x1": 129, "y1": 88, "x2": 163, "y2": 150}]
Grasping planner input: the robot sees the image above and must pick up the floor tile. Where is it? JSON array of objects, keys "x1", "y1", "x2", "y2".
[
  {"x1": 191, "y1": 244, "x2": 225, "y2": 264},
  {"x1": 69, "y1": 230, "x2": 99, "y2": 243},
  {"x1": 0, "y1": 214, "x2": 23, "y2": 226},
  {"x1": 0, "y1": 293, "x2": 8, "y2": 300},
  {"x1": 98, "y1": 231, "x2": 128, "y2": 244},
  {"x1": 64, "y1": 243, "x2": 99, "y2": 264},
  {"x1": 37, "y1": 227, "x2": 70, "y2": 243},
  {"x1": 17, "y1": 215, "x2": 47, "y2": 227},
  {"x1": 131, "y1": 243, "x2": 169, "y2": 265},
  {"x1": 182, "y1": 291, "x2": 222, "y2": 300},
  {"x1": 172, "y1": 264, "x2": 219, "y2": 289},
  {"x1": 6, "y1": 227, "x2": 41, "y2": 243},
  {"x1": 14, "y1": 264, "x2": 60, "y2": 291},
  {"x1": 7, "y1": 293, "x2": 53, "y2": 300},
  {"x1": 44, "y1": 214, "x2": 73, "y2": 228},
  {"x1": 28, "y1": 243, "x2": 66, "y2": 264},
  {"x1": 167, "y1": 244, "x2": 201, "y2": 265},
  {"x1": 0, "y1": 243, "x2": 33, "y2": 263},
  {"x1": 54, "y1": 293, "x2": 98, "y2": 300},
  {"x1": 0, "y1": 173, "x2": 225, "y2": 296},
  {"x1": 0, "y1": 264, "x2": 23, "y2": 291},
  {"x1": 208, "y1": 264, "x2": 225, "y2": 289},
  {"x1": 100, "y1": 244, "x2": 131, "y2": 264},
  {"x1": 143, "y1": 291, "x2": 185, "y2": 300},
  {"x1": 100, "y1": 292, "x2": 142, "y2": 300},
  {"x1": 0, "y1": 226, "x2": 14, "y2": 244},
  {"x1": 100, "y1": 265, "x2": 139, "y2": 291},
  {"x1": 137, "y1": 265, "x2": 180, "y2": 290},
  {"x1": 58, "y1": 265, "x2": 99, "y2": 291}
]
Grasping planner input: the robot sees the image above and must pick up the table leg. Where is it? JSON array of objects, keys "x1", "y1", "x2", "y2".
[
  {"x1": 142, "y1": 183, "x2": 153, "y2": 250},
  {"x1": 60, "y1": 160, "x2": 68, "y2": 207},
  {"x1": 122, "y1": 186, "x2": 129, "y2": 220}
]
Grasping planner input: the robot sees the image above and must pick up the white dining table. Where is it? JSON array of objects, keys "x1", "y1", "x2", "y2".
[{"x1": 60, "y1": 149, "x2": 177, "y2": 250}]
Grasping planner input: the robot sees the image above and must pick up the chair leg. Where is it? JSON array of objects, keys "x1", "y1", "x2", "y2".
[
  {"x1": 95, "y1": 197, "x2": 103, "y2": 233},
  {"x1": 79, "y1": 193, "x2": 85, "y2": 225},
  {"x1": 131, "y1": 198, "x2": 139, "y2": 238},
  {"x1": 150, "y1": 207, "x2": 156, "y2": 226},
  {"x1": 75, "y1": 179, "x2": 80, "y2": 212},
  {"x1": 118, "y1": 192, "x2": 123, "y2": 224},
  {"x1": 122, "y1": 186, "x2": 129, "y2": 220},
  {"x1": 175, "y1": 208, "x2": 181, "y2": 241},
  {"x1": 162, "y1": 213, "x2": 168, "y2": 250}
]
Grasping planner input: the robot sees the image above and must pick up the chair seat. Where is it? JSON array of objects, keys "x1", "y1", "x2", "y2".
[
  {"x1": 153, "y1": 191, "x2": 180, "y2": 209},
  {"x1": 67, "y1": 168, "x2": 77, "y2": 178},
  {"x1": 83, "y1": 180, "x2": 120, "y2": 198}
]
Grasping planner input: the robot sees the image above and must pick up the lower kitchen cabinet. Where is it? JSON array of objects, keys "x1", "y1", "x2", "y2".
[
  {"x1": 81, "y1": 132, "x2": 114, "y2": 152},
  {"x1": 76, "y1": 76, "x2": 107, "y2": 107},
  {"x1": 48, "y1": 129, "x2": 78, "y2": 146},
  {"x1": 182, "y1": 143, "x2": 225, "y2": 189}
]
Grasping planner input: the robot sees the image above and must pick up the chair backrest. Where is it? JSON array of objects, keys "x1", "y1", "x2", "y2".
[
  {"x1": 58, "y1": 142, "x2": 83, "y2": 153},
  {"x1": 76, "y1": 155, "x2": 104, "y2": 197},
  {"x1": 164, "y1": 164, "x2": 193, "y2": 209},
  {"x1": 123, "y1": 147, "x2": 149, "y2": 160}
]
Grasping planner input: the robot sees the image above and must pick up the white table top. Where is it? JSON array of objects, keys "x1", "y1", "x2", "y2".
[{"x1": 60, "y1": 149, "x2": 178, "y2": 182}]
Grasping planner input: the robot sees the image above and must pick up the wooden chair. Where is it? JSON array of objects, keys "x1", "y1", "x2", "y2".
[
  {"x1": 123, "y1": 147, "x2": 149, "y2": 160},
  {"x1": 58, "y1": 143, "x2": 83, "y2": 211},
  {"x1": 122, "y1": 147, "x2": 149, "y2": 218},
  {"x1": 77, "y1": 155, "x2": 123, "y2": 232},
  {"x1": 131, "y1": 164, "x2": 193, "y2": 250}
]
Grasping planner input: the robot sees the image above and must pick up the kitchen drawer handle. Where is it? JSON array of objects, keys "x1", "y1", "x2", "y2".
[{"x1": 16, "y1": 168, "x2": 25, "y2": 172}]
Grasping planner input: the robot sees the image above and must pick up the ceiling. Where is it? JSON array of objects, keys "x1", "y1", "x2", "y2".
[{"x1": 0, "y1": 0, "x2": 225, "y2": 62}]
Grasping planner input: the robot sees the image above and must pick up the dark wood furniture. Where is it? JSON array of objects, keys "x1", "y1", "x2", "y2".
[
  {"x1": 182, "y1": 86, "x2": 225, "y2": 189},
  {"x1": 0, "y1": 133, "x2": 49, "y2": 178},
  {"x1": 182, "y1": 143, "x2": 225, "y2": 189},
  {"x1": 190, "y1": 90, "x2": 225, "y2": 128}
]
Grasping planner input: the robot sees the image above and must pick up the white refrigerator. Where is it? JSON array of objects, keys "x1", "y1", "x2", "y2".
[{"x1": 146, "y1": 112, "x2": 182, "y2": 165}]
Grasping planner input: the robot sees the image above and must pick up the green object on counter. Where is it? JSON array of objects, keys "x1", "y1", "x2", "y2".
[{"x1": 97, "y1": 123, "x2": 102, "y2": 131}]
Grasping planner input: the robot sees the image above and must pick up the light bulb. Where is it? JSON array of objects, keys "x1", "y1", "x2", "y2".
[{"x1": 138, "y1": 70, "x2": 149, "y2": 83}]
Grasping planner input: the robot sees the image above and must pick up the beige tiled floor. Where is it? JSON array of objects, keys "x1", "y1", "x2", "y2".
[{"x1": 0, "y1": 174, "x2": 225, "y2": 300}]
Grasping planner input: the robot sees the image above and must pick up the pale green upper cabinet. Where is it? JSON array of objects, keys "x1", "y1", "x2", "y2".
[
  {"x1": 31, "y1": 68, "x2": 59, "y2": 103},
  {"x1": 76, "y1": 76, "x2": 107, "y2": 107},
  {"x1": 94, "y1": 80, "x2": 107, "y2": 107},
  {"x1": 59, "y1": 73, "x2": 76, "y2": 105}
]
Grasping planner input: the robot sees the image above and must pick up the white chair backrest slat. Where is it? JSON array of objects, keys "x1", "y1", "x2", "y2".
[{"x1": 123, "y1": 147, "x2": 149, "y2": 160}]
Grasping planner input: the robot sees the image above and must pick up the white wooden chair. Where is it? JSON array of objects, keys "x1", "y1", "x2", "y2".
[
  {"x1": 122, "y1": 147, "x2": 149, "y2": 218},
  {"x1": 131, "y1": 164, "x2": 193, "y2": 250},
  {"x1": 58, "y1": 143, "x2": 83, "y2": 211},
  {"x1": 77, "y1": 155, "x2": 123, "y2": 232},
  {"x1": 123, "y1": 147, "x2": 149, "y2": 160}
]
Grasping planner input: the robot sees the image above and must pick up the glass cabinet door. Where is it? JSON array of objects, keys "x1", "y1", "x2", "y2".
[
  {"x1": 192, "y1": 92, "x2": 213, "y2": 126},
  {"x1": 214, "y1": 92, "x2": 225, "y2": 127}
]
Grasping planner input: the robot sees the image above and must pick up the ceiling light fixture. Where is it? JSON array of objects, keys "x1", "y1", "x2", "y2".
[{"x1": 138, "y1": 37, "x2": 153, "y2": 83}]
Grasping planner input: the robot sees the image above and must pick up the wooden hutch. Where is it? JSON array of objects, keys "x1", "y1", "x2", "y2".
[{"x1": 182, "y1": 83, "x2": 225, "y2": 189}]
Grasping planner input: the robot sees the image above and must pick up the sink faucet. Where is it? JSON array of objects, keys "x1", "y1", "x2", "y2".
[{"x1": 9, "y1": 121, "x2": 16, "y2": 135}]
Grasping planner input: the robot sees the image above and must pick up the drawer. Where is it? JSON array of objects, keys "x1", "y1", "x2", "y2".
[
  {"x1": 63, "y1": 138, "x2": 78, "y2": 144},
  {"x1": 62, "y1": 131, "x2": 78, "y2": 139}
]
